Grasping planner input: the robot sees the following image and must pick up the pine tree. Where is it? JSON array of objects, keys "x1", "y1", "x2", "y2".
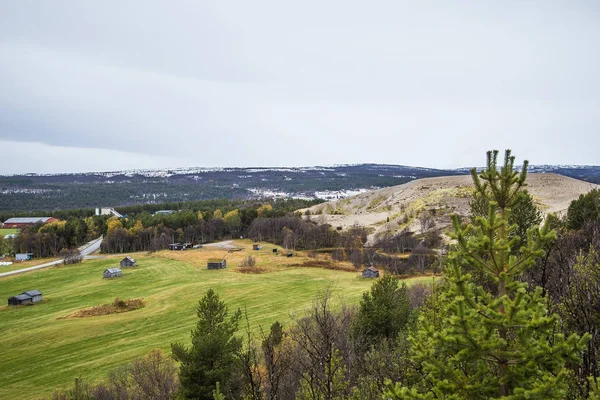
[
  {"x1": 353, "y1": 275, "x2": 411, "y2": 340},
  {"x1": 172, "y1": 289, "x2": 242, "y2": 400},
  {"x1": 385, "y1": 150, "x2": 589, "y2": 399}
]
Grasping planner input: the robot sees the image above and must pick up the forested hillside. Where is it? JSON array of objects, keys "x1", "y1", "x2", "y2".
[{"x1": 2, "y1": 164, "x2": 599, "y2": 213}]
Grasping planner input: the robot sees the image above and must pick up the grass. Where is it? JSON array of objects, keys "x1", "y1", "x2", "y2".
[
  {"x1": 0, "y1": 240, "x2": 432, "y2": 399},
  {"x1": 367, "y1": 194, "x2": 387, "y2": 210},
  {"x1": 0, "y1": 228, "x2": 19, "y2": 237}
]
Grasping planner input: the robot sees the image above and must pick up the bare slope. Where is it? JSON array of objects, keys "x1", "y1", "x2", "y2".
[{"x1": 301, "y1": 173, "x2": 598, "y2": 245}]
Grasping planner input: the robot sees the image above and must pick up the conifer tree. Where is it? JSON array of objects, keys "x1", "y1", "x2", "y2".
[
  {"x1": 386, "y1": 150, "x2": 589, "y2": 399},
  {"x1": 172, "y1": 289, "x2": 242, "y2": 400}
]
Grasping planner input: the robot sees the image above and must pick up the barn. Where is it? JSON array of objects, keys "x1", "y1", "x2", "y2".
[
  {"x1": 120, "y1": 256, "x2": 136, "y2": 267},
  {"x1": 2, "y1": 217, "x2": 58, "y2": 229},
  {"x1": 8, "y1": 290, "x2": 43, "y2": 306},
  {"x1": 207, "y1": 258, "x2": 226, "y2": 270},
  {"x1": 362, "y1": 266, "x2": 380, "y2": 278},
  {"x1": 103, "y1": 267, "x2": 122, "y2": 278}
]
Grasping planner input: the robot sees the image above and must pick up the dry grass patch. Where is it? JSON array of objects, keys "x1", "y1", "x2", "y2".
[
  {"x1": 291, "y1": 260, "x2": 358, "y2": 272},
  {"x1": 63, "y1": 298, "x2": 145, "y2": 319},
  {"x1": 237, "y1": 266, "x2": 267, "y2": 274}
]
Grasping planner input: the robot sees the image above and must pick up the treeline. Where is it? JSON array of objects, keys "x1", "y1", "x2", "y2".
[
  {"x1": 0, "y1": 198, "x2": 323, "y2": 222},
  {"x1": 9, "y1": 217, "x2": 106, "y2": 258},
  {"x1": 100, "y1": 201, "x2": 318, "y2": 253},
  {"x1": 0, "y1": 198, "x2": 323, "y2": 257}
]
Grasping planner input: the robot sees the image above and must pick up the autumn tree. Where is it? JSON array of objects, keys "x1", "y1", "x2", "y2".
[
  {"x1": 386, "y1": 150, "x2": 589, "y2": 399},
  {"x1": 223, "y1": 209, "x2": 242, "y2": 236},
  {"x1": 106, "y1": 217, "x2": 123, "y2": 235},
  {"x1": 257, "y1": 204, "x2": 273, "y2": 218}
]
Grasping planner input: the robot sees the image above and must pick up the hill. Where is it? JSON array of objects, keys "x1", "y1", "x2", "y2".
[
  {"x1": 2, "y1": 164, "x2": 600, "y2": 213},
  {"x1": 301, "y1": 173, "x2": 599, "y2": 245},
  {"x1": 0, "y1": 240, "x2": 431, "y2": 399}
]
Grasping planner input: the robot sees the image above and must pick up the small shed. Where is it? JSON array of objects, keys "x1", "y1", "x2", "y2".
[
  {"x1": 253, "y1": 244, "x2": 261, "y2": 250},
  {"x1": 207, "y1": 258, "x2": 226, "y2": 270},
  {"x1": 120, "y1": 256, "x2": 136, "y2": 268},
  {"x1": 103, "y1": 267, "x2": 122, "y2": 279},
  {"x1": 362, "y1": 266, "x2": 380, "y2": 278},
  {"x1": 8, "y1": 289, "x2": 42, "y2": 306},
  {"x1": 15, "y1": 253, "x2": 33, "y2": 261}
]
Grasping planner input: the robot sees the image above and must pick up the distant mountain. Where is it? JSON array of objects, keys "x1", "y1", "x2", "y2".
[{"x1": 1, "y1": 164, "x2": 599, "y2": 212}]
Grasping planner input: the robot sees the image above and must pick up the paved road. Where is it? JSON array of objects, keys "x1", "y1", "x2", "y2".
[{"x1": 0, "y1": 237, "x2": 103, "y2": 278}]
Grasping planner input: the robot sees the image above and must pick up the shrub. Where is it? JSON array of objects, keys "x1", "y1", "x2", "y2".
[
  {"x1": 60, "y1": 248, "x2": 83, "y2": 265},
  {"x1": 238, "y1": 255, "x2": 256, "y2": 267}
]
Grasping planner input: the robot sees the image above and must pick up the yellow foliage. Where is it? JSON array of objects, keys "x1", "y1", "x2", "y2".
[
  {"x1": 39, "y1": 220, "x2": 66, "y2": 233},
  {"x1": 257, "y1": 204, "x2": 273, "y2": 217},
  {"x1": 107, "y1": 217, "x2": 123, "y2": 234},
  {"x1": 213, "y1": 209, "x2": 223, "y2": 219},
  {"x1": 197, "y1": 211, "x2": 204, "y2": 221},
  {"x1": 131, "y1": 220, "x2": 144, "y2": 234},
  {"x1": 224, "y1": 209, "x2": 241, "y2": 229}
]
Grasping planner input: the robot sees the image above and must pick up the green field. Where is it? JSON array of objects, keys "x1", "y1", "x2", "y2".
[
  {"x1": 0, "y1": 244, "x2": 432, "y2": 399},
  {"x1": 0, "y1": 228, "x2": 19, "y2": 237}
]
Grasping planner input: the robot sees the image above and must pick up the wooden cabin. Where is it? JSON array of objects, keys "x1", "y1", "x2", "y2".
[
  {"x1": 103, "y1": 267, "x2": 122, "y2": 278},
  {"x1": 207, "y1": 258, "x2": 226, "y2": 270},
  {"x1": 120, "y1": 256, "x2": 136, "y2": 268},
  {"x1": 361, "y1": 266, "x2": 380, "y2": 278},
  {"x1": 8, "y1": 290, "x2": 42, "y2": 306}
]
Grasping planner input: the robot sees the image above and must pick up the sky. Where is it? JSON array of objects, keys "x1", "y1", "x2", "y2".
[{"x1": 0, "y1": 1, "x2": 599, "y2": 174}]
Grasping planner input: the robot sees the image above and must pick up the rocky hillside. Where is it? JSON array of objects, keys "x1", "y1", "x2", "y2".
[{"x1": 300, "y1": 173, "x2": 599, "y2": 245}]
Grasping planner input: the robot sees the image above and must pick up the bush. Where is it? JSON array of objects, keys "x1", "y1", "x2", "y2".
[
  {"x1": 60, "y1": 248, "x2": 83, "y2": 265},
  {"x1": 238, "y1": 256, "x2": 256, "y2": 267}
]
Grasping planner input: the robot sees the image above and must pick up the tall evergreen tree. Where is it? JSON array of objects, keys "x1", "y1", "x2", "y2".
[
  {"x1": 172, "y1": 289, "x2": 242, "y2": 400},
  {"x1": 386, "y1": 150, "x2": 589, "y2": 399}
]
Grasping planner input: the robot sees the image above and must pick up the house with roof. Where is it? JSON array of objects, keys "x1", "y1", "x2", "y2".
[
  {"x1": 103, "y1": 267, "x2": 122, "y2": 278},
  {"x1": 207, "y1": 258, "x2": 226, "y2": 270},
  {"x1": 362, "y1": 266, "x2": 380, "y2": 278},
  {"x1": 8, "y1": 289, "x2": 43, "y2": 306},
  {"x1": 15, "y1": 253, "x2": 33, "y2": 261},
  {"x1": 2, "y1": 217, "x2": 58, "y2": 229},
  {"x1": 153, "y1": 210, "x2": 175, "y2": 216},
  {"x1": 120, "y1": 256, "x2": 136, "y2": 268}
]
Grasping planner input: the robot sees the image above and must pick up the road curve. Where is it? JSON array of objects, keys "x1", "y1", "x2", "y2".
[{"x1": 0, "y1": 237, "x2": 103, "y2": 278}]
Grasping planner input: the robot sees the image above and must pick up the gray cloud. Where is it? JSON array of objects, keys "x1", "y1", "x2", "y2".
[{"x1": 0, "y1": 1, "x2": 599, "y2": 174}]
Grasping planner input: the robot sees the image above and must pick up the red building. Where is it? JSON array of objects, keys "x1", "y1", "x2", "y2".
[{"x1": 2, "y1": 217, "x2": 58, "y2": 229}]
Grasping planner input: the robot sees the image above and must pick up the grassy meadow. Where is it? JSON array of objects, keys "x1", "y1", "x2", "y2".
[
  {"x1": 0, "y1": 240, "x2": 432, "y2": 399},
  {"x1": 0, "y1": 228, "x2": 19, "y2": 237}
]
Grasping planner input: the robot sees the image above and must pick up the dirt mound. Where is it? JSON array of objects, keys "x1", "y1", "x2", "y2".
[
  {"x1": 300, "y1": 173, "x2": 598, "y2": 245},
  {"x1": 61, "y1": 298, "x2": 145, "y2": 319}
]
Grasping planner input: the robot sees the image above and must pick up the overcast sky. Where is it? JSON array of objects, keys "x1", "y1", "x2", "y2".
[{"x1": 1, "y1": 1, "x2": 599, "y2": 174}]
